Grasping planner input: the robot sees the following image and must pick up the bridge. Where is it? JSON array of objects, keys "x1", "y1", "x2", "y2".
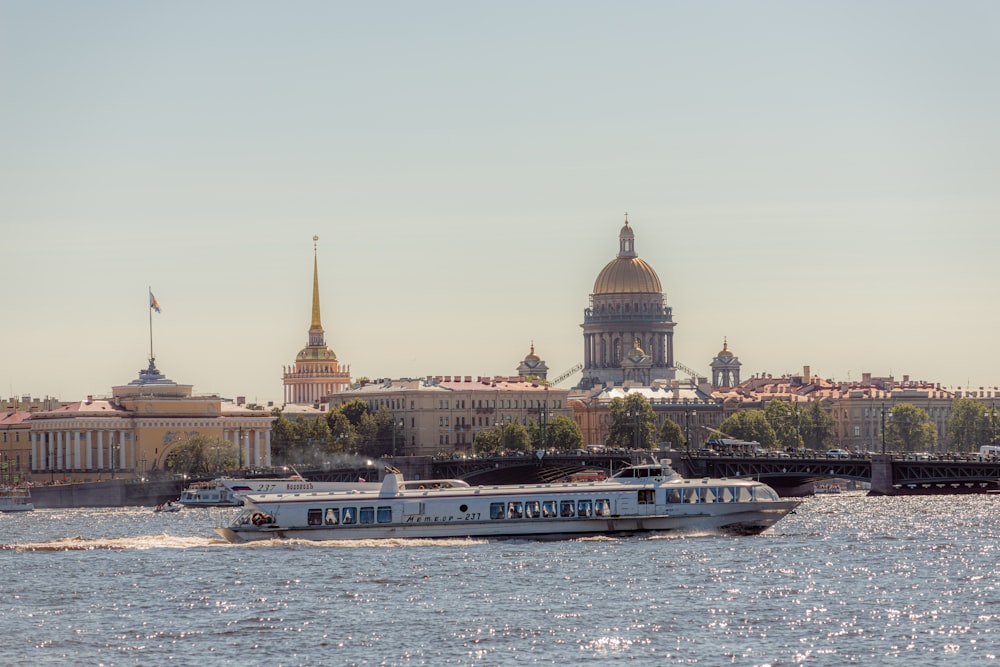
[{"x1": 300, "y1": 452, "x2": 1000, "y2": 496}]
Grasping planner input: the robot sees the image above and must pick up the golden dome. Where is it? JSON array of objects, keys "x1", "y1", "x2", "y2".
[
  {"x1": 593, "y1": 215, "x2": 663, "y2": 294},
  {"x1": 717, "y1": 338, "x2": 735, "y2": 359},
  {"x1": 593, "y1": 257, "x2": 662, "y2": 294}
]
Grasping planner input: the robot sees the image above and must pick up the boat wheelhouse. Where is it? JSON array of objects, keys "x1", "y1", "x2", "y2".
[
  {"x1": 178, "y1": 481, "x2": 243, "y2": 507},
  {"x1": 215, "y1": 461, "x2": 800, "y2": 543}
]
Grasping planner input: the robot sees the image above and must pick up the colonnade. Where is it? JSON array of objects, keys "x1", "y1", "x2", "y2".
[
  {"x1": 223, "y1": 428, "x2": 272, "y2": 468},
  {"x1": 30, "y1": 429, "x2": 131, "y2": 473}
]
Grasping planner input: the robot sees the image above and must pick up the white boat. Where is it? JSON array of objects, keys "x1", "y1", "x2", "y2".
[
  {"x1": 215, "y1": 461, "x2": 801, "y2": 543},
  {"x1": 217, "y1": 476, "x2": 378, "y2": 497},
  {"x1": 0, "y1": 485, "x2": 34, "y2": 512},
  {"x1": 154, "y1": 502, "x2": 181, "y2": 513},
  {"x1": 178, "y1": 481, "x2": 243, "y2": 507}
]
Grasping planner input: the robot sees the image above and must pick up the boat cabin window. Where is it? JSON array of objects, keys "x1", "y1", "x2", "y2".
[
  {"x1": 308, "y1": 509, "x2": 323, "y2": 526},
  {"x1": 542, "y1": 500, "x2": 557, "y2": 518},
  {"x1": 684, "y1": 488, "x2": 701, "y2": 503},
  {"x1": 507, "y1": 502, "x2": 523, "y2": 519},
  {"x1": 377, "y1": 506, "x2": 392, "y2": 523},
  {"x1": 342, "y1": 507, "x2": 356, "y2": 524},
  {"x1": 703, "y1": 487, "x2": 716, "y2": 503},
  {"x1": 490, "y1": 503, "x2": 505, "y2": 520},
  {"x1": 754, "y1": 486, "x2": 779, "y2": 501},
  {"x1": 739, "y1": 487, "x2": 754, "y2": 502},
  {"x1": 325, "y1": 508, "x2": 340, "y2": 525},
  {"x1": 559, "y1": 501, "x2": 575, "y2": 517},
  {"x1": 577, "y1": 500, "x2": 593, "y2": 517},
  {"x1": 596, "y1": 499, "x2": 611, "y2": 516},
  {"x1": 667, "y1": 489, "x2": 682, "y2": 504},
  {"x1": 720, "y1": 487, "x2": 735, "y2": 503},
  {"x1": 359, "y1": 507, "x2": 375, "y2": 524},
  {"x1": 637, "y1": 489, "x2": 655, "y2": 505},
  {"x1": 524, "y1": 501, "x2": 540, "y2": 518}
]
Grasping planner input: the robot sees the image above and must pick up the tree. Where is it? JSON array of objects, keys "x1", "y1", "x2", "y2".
[
  {"x1": 885, "y1": 403, "x2": 937, "y2": 453},
  {"x1": 165, "y1": 435, "x2": 238, "y2": 476},
  {"x1": 268, "y1": 413, "x2": 300, "y2": 465},
  {"x1": 338, "y1": 398, "x2": 370, "y2": 428},
  {"x1": 499, "y1": 421, "x2": 530, "y2": 453},
  {"x1": 528, "y1": 415, "x2": 583, "y2": 452},
  {"x1": 473, "y1": 428, "x2": 502, "y2": 457},
  {"x1": 946, "y1": 397, "x2": 993, "y2": 452},
  {"x1": 607, "y1": 394, "x2": 656, "y2": 449},
  {"x1": 764, "y1": 402, "x2": 802, "y2": 450},
  {"x1": 718, "y1": 410, "x2": 777, "y2": 450},
  {"x1": 800, "y1": 401, "x2": 835, "y2": 451},
  {"x1": 657, "y1": 417, "x2": 685, "y2": 450}
]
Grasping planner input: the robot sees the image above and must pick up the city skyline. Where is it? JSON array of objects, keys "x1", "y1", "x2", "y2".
[{"x1": 2, "y1": 2, "x2": 999, "y2": 405}]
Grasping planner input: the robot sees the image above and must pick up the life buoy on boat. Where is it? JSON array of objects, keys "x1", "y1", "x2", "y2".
[{"x1": 251, "y1": 512, "x2": 266, "y2": 526}]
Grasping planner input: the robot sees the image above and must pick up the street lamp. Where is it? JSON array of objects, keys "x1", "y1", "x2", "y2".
[
  {"x1": 880, "y1": 403, "x2": 892, "y2": 455},
  {"x1": 684, "y1": 410, "x2": 697, "y2": 455},
  {"x1": 392, "y1": 418, "x2": 404, "y2": 457}
]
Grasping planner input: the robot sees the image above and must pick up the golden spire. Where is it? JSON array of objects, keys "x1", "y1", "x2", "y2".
[{"x1": 309, "y1": 235, "x2": 324, "y2": 335}]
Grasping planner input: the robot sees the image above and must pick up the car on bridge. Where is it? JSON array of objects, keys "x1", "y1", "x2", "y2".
[{"x1": 826, "y1": 449, "x2": 851, "y2": 459}]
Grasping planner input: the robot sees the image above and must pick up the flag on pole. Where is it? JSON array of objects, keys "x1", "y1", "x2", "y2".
[{"x1": 149, "y1": 291, "x2": 161, "y2": 313}]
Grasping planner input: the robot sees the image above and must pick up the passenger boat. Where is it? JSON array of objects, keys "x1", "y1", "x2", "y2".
[
  {"x1": 217, "y1": 476, "x2": 377, "y2": 497},
  {"x1": 214, "y1": 461, "x2": 801, "y2": 543},
  {"x1": 178, "y1": 481, "x2": 243, "y2": 507},
  {"x1": 0, "y1": 485, "x2": 34, "y2": 512}
]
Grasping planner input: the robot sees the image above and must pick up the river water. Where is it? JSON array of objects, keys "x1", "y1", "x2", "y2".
[{"x1": 2, "y1": 493, "x2": 1000, "y2": 666}]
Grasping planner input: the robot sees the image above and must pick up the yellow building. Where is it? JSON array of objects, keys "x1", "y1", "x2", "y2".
[
  {"x1": 282, "y1": 235, "x2": 351, "y2": 408},
  {"x1": 18, "y1": 359, "x2": 273, "y2": 481}
]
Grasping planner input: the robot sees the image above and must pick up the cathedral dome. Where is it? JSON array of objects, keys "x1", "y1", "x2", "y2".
[
  {"x1": 592, "y1": 216, "x2": 663, "y2": 295},
  {"x1": 593, "y1": 257, "x2": 662, "y2": 294}
]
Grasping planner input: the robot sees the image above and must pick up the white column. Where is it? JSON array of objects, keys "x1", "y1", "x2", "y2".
[
  {"x1": 85, "y1": 430, "x2": 93, "y2": 469},
  {"x1": 56, "y1": 431, "x2": 64, "y2": 469},
  {"x1": 96, "y1": 430, "x2": 104, "y2": 469},
  {"x1": 254, "y1": 429, "x2": 262, "y2": 467},
  {"x1": 121, "y1": 433, "x2": 129, "y2": 470},
  {"x1": 30, "y1": 432, "x2": 38, "y2": 471},
  {"x1": 264, "y1": 429, "x2": 272, "y2": 467},
  {"x1": 73, "y1": 431, "x2": 81, "y2": 471},
  {"x1": 243, "y1": 430, "x2": 251, "y2": 468}
]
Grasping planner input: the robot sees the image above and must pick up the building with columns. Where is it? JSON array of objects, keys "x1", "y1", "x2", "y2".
[
  {"x1": 710, "y1": 339, "x2": 742, "y2": 389},
  {"x1": 578, "y1": 215, "x2": 676, "y2": 389},
  {"x1": 282, "y1": 236, "x2": 351, "y2": 408},
  {"x1": 1, "y1": 358, "x2": 274, "y2": 483},
  {"x1": 330, "y1": 374, "x2": 572, "y2": 457}
]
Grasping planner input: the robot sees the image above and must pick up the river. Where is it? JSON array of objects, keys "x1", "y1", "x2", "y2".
[{"x1": 2, "y1": 492, "x2": 999, "y2": 666}]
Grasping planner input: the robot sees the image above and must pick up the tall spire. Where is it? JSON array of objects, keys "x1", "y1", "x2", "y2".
[{"x1": 308, "y1": 235, "x2": 325, "y2": 347}]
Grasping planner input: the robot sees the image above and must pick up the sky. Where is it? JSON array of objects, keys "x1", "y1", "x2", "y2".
[{"x1": 2, "y1": 1, "x2": 999, "y2": 406}]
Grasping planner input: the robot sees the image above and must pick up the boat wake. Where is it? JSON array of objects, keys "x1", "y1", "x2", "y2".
[{"x1": 4, "y1": 534, "x2": 222, "y2": 551}]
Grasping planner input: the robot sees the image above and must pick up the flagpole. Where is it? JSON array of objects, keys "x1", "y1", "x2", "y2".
[{"x1": 148, "y1": 285, "x2": 154, "y2": 364}]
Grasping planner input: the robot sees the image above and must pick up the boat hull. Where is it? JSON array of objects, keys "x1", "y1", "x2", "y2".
[{"x1": 215, "y1": 501, "x2": 799, "y2": 543}]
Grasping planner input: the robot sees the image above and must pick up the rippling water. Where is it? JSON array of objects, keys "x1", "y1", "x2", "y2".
[{"x1": 3, "y1": 493, "x2": 1000, "y2": 666}]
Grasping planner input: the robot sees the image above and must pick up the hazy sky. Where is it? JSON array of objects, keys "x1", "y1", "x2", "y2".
[{"x1": 2, "y1": 1, "x2": 998, "y2": 406}]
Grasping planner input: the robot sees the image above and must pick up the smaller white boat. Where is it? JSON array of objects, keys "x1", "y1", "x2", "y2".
[
  {"x1": 178, "y1": 481, "x2": 243, "y2": 507},
  {"x1": 0, "y1": 485, "x2": 34, "y2": 512},
  {"x1": 154, "y1": 502, "x2": 181, "y2": 513}
]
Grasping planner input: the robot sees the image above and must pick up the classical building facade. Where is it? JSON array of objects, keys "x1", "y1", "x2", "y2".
[
  {"x1": 330, "y1": 374, "x2": 572, "y2": 457},
  {"x1": 713, "y1": 368, "x2": 1000, "y2": 452},
  {"x1": 578, "y1": 216, "x2": 676, "y2": 389},
  {"x1": 282, "y1": 236, "x2": 351, "y2": 407},
  {"x1": 0, "y1": 359, "x2": 274, "y2": 482}
]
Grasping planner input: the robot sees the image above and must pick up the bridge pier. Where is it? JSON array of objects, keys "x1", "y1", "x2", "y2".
[{"x1": 869, "y1": 455, "x2": 894, "y2": 496}]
